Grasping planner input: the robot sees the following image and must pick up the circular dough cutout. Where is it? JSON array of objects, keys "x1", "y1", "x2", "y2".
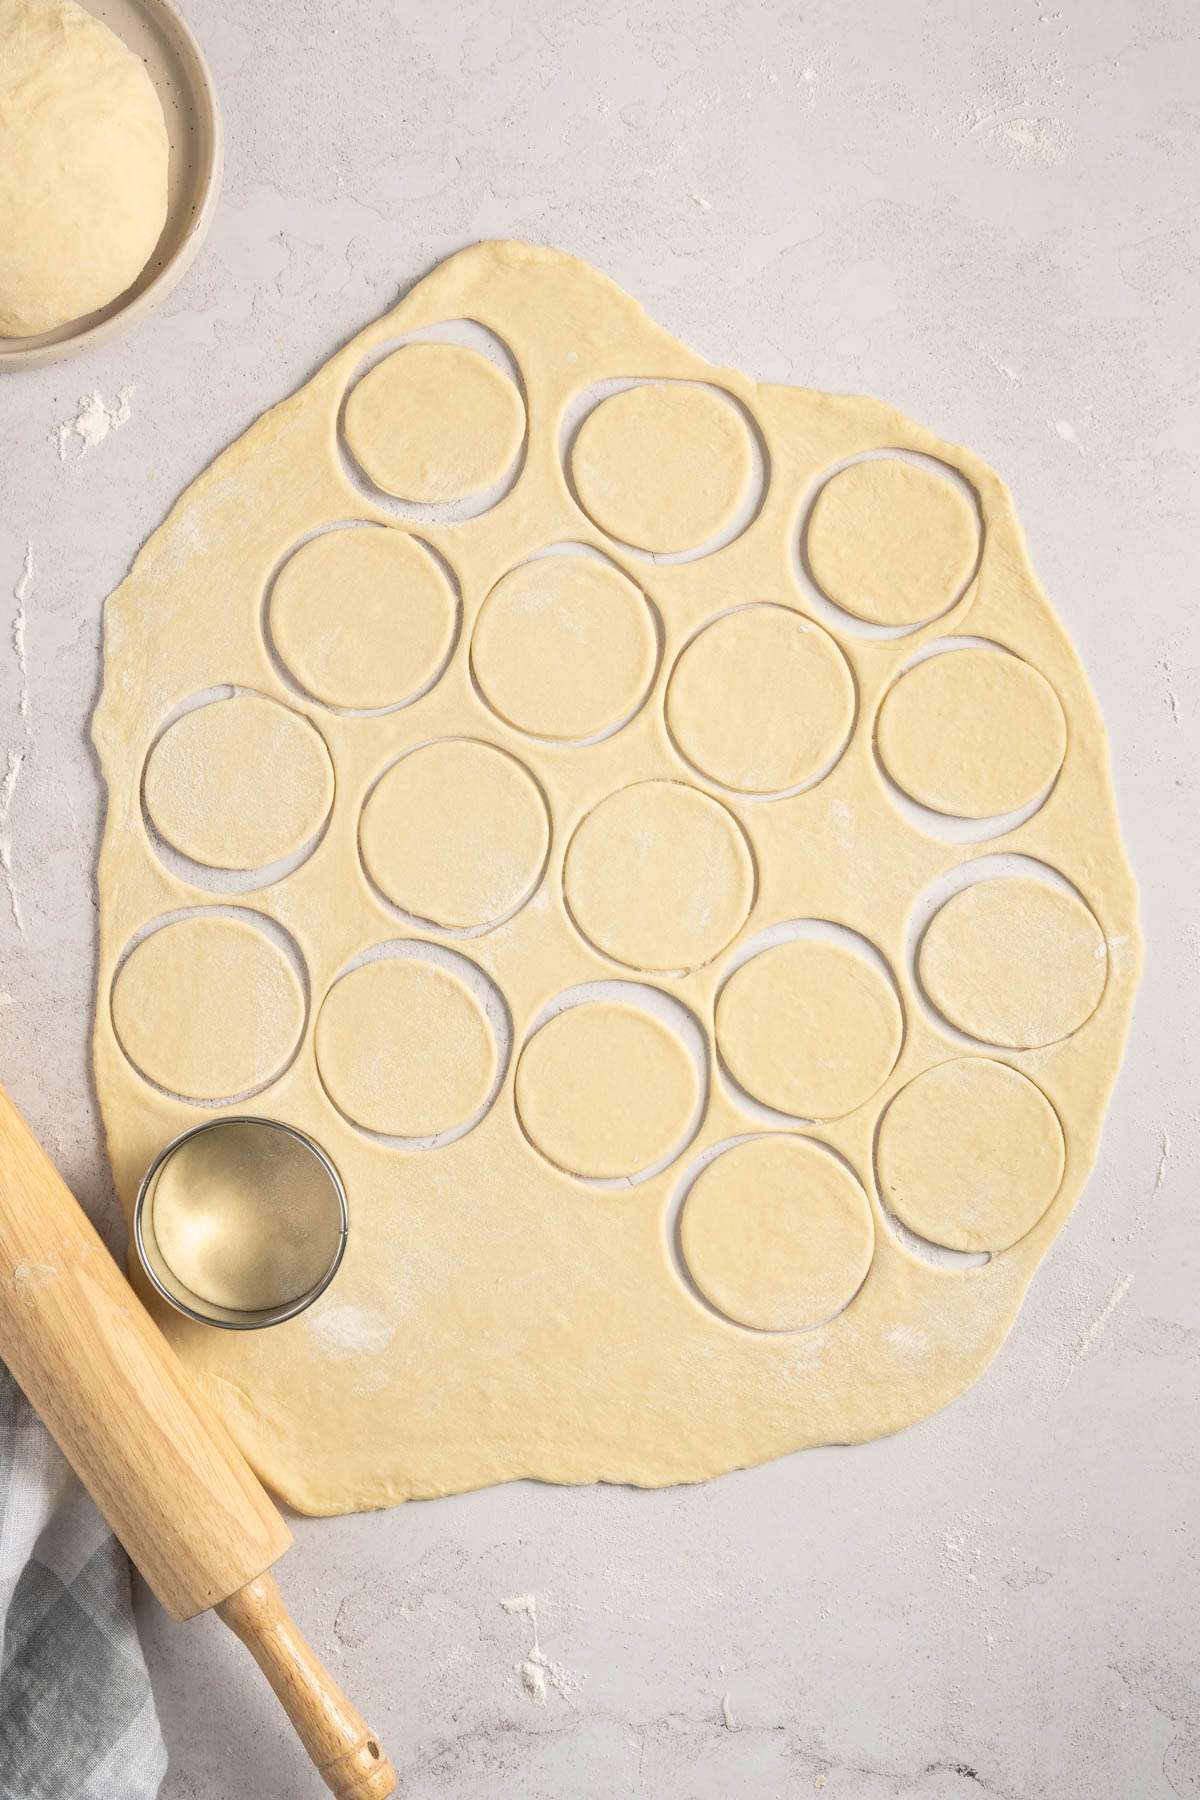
[
  {"x1": 472, "y1": 556, "x2": 656, "y2": 740},
  {"x1": 877, "y1": 1059, "x2": 1065, "y2": 1253},
  {"x1": 315, "y1": 956, "x2": 496, "y2": 1139},
  {"x1": 571, "y1": 384, "x2": 752, "y2": 554},
  {"x1": 667, "y1": 605, "x2": 855, "y2": 794},
  {"x1": 0, "y1": 0, "x2": 169, "y2": 336},
  {"x1": 360, "y1": 739, "x2": 549, "y2": 930},
  {"x1": 564, "y1": 781, "x2": 754, "y2": 973},
  {"x1": 681, "y1": 1136, "x2": 874, "y2": 1332},
  {"x1": 806, "y1": 457, "x2": 979, "y2": 627},
  {"x1": 144, "y1": 693, "x2": 334, "y2": 872},
  {"x1": 343, "y1": 343, "x2": 524, "y2": 503},
  {"x1": 271, "y1": 527, "x2": 456, "y2": 711},
  {"x1": 717, "y1": 937, "x2": 902, "y2": 1120},
  {"x1": 112, "y1": 914, "x2": 305, "y2": 1102},
  {"x1": 918, "y1": 875, "x2": 1107, "y2": 1049},
  {"x1": 877, "y1": 648, "x2": 1066, "y2": 818},
  {"x1": 516, "y1": 1002, "x2": 698, "y2": 1179}
]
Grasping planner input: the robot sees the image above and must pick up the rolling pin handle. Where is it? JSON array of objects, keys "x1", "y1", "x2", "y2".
[{"x1": 216, "y1": 1573, "x2": 397, "y2": 1799}]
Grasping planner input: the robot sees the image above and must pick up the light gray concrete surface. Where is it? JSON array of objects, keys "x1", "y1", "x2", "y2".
[{"x1": 2, "y1": 2, "x2": 1198, "y2": 1795}]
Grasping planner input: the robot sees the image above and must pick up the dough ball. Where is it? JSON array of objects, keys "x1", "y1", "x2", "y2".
[
  {"x1": 876, "y1": 647, "x2": 1065, "y2": 819},
  {"x1": 806, "y1": 457, "x2": 979, "y2": 627},
  {"x1": 0, "y1": 0, "x2": 169, "y2": 336},
  {"x1": 681, "y1": 1135, "x2": 874, "y2": 1332}
]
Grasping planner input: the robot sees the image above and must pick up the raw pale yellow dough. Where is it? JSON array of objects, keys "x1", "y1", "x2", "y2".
[
  {"x1": 343, "y1": 343, "x2": 524, "y2": 502},
  {"x1": 314, "y1": 957, "x2": 495, "y2": 1139},
  {"x1": 877, "y1": 1058, "x2": 1065, "y2": 1253},
  {"x1": 876, "y1": 647, "x2": 1066, "y2": 817},
  {"x1": 516, "y1": 1002, "x2": 697, "y2": 1179},
  {"x1": 360, "y1": 738, "x2": 549, "y2": 929},
  {"x1": 143, "y1": 693, "x2": 334, "y2": 870},
  {"x1": 717, "y1": 938, "x2": 902, "y2": 1120},
  {"x1": 151, "y1": 1122, "x2": 343, "y2": 1312},
  {"x1": 572, "y1": 383, "x2": 752, "y2": 553},
  {"x1": 919, "y1": 876, "x2": 1107, "y2": 1049},
  {"x1": 806, "y1": 456, "x2": 979, "y2": 626},
  {"x1": 681, "y1": 1136, "x2": 874, "y2": 1332},
  {"x1": 471, "y1": 555, "x2": 656, "y2": 741},
  {"x1": 0, "y1": 0, "x2": 169, "y2": 336},
  {"x1": 91, "y1": 243, "x2": 1140, "y2": 1515},
  {"x1": 667, "y1": 604, "x2": 854, "y2": 794},
  {"x1": 270, "y1": 526, "x2": 456, "y2": 711},
  {"x1": 111, "y1": 915, "x2": 304, "y2": 1103}
]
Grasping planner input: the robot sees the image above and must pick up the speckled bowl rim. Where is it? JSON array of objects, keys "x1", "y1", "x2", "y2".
[{"x1": 0, "y1": 0, "x2": 223, "y2": 371}]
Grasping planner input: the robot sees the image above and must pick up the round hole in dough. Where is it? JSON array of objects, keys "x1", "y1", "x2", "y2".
[
  {"x1": 343, "y1": 343, "x2": 525, "y2": 503},
  {"x1": 805, "y1": 457, "x2": 980, "y2": 628},
  {"x1": 150, "y1": 1122, "x2": 344, "y2": 1313},
  {"x1": 270, "y1": 526, "x2": 457, "y2": 712},
  {"x1": 667, "y1": 604, "x2": 855, "y2": 795},
  {"x1": 918, "y1": 875, "x2": 1107, "y2": 1049},
  {"x1": 111, "y1": 913, "x2": 305, "y2": 1103},
  {"x1": 143, "y1": 693, "x2": 334, "y2": 872},
  {"x1": 516, "y1": 1001, "x2": 699, "y2": 1180},
  {"x1": 315, "y1": 956, "x2": 497, "y2": 1140},
  {"x1": 0, "y1": 0, "x2": 169, "y2": 337},
  {"x1": 877, "y1": 1058, "x2": 1065, "y2": 1254},
  {"x1": 360, "y1": 739, "x2": 550, "y2": 931},
  {"x1": 471, "y1": 555, "x2": 657, "y2": 741},
  {"x1": 717, "y1": 937, "x2": 902, "y2": 1120},
  {"x1": 571, "y1": 383, "x2": 753, "y2": 554},
  {"x1": 564, "y1": 780, "x2": 755, "y2": 973},
  {"x1": 681, "y1": 1135, "x2": 874, "y2": 1332},
  {"x1": 876, "y1": 647, "x2": 1066, "y2": 819}
]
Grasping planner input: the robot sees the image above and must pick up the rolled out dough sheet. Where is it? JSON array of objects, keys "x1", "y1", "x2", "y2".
[{"x1": 92, "y1": 241, "x2": 1140, "y2": 1515}]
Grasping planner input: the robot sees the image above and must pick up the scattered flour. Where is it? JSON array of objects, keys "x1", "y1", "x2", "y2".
[
  {"x1": 306, "y1": 1302, "x2": 395, "y2": 1356},
  {"x1": 0, "y1": 749, "x2": 25, "y2": 933},
  {"x1": 1052, "y1": 417, "x2": 1085, "y2": 454},
  {"x1": 720, "y1": 1692, "x2": 737, "y2": 1730},
  {"x1": 54, "y1": 386, "x2": 135, "y2": 460},
  {"x1": 12, "y1": 543, "x2": 32, "y2": 725},
  {"x1": 1063, "y1": 1273, "x2": 1134, "y2": 1385},
  {"x1": 500, "y1": 1594, "x2": 580, "y2": 1706}
]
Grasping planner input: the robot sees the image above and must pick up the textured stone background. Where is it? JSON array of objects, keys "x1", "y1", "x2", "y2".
[{"x1": 1, "y1": 1, "x2": 1197, "y2": 1794}]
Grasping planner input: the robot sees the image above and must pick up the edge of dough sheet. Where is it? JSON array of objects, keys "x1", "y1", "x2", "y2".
[{"x1": 90, "y1": 240, "x2": 1142, "y2": 1516}]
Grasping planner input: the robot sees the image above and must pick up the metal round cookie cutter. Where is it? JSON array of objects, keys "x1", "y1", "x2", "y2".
[{"x1": 134, "y1": 1116, "x2": 348, "y2": 1331}]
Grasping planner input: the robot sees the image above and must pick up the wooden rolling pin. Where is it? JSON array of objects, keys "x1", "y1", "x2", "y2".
[{"x1": 0, "y1": 1083, "x2": 396, "y2": 1800}]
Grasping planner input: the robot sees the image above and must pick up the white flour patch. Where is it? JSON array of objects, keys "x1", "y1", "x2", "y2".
[
  {"x1": 12, "y1": 543, "x2": 32, "y2": 725},
  {"x1": 1052, "y1": 417, "x2": 1085, "y2": 454},
  {"x1": 306, "y1": 1302, "x2": 395, "y2": 1356},
  {"x1": 1154, "y1": 1130, "x2": 1171, "y2": 1193},
  {"x1": 721, "y1": 1692, "x2": 737, "y2": 1729},
  {"x1": 500, "y1": 1594, "x2": 580, "y2": 1705},
  {"x1": 1064, "y1": 1273, "x2": 1133, "y2": 1385},
  {"x1": 54, "y1": 386, "x2": 135, "y2": 460},
  {"x1": 0, "y1": 749, "x2": 25, "y2": 932}
]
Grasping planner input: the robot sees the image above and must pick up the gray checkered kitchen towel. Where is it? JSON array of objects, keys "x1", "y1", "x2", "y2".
[{"x1": 0, "y1": 1362, "x2": 165, "y2": 1800}]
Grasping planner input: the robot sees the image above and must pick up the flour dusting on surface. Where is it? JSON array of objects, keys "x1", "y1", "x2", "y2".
[
  {"x1": 306, "y1": 1302, "x2": 395, "y2": 1356},
  {"x1": 0, "y1": 750, "x2": 25, "y2": 933},
  {"x1": 1064, "y1": 1273, "x2": 1133, "y2": 1385},
  {"x1": 54, "y1": 387, "x2": 135, "y2": 460},
  {"x1": 12, "y1": 543, "x2": 32, "y2": 724},
  {"x1": 500, "y1": 1594, "x2": 581, "y2": 1705}
]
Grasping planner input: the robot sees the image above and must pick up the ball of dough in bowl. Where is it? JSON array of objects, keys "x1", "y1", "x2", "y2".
[{"x1": 0, "y1": 0, "x2": 169, "y2": 337}]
